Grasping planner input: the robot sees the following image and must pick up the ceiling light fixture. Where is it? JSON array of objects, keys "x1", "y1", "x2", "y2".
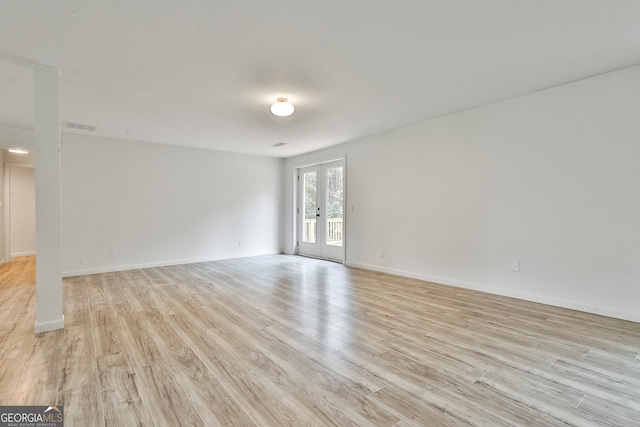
[
  {"x1": 270, "y1": 97, "x2": 295, "y2": 117},
  {"x1": 8, "y1": 149, "x2": 29, "y2": 154}
]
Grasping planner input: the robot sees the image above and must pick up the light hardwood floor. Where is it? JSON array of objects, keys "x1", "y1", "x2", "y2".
[{"x1": 1, "y1": 255, "x2": 639, "y2": 426}]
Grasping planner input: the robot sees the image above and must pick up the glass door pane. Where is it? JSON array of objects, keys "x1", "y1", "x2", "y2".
[
  {"x1": 325, "y1": 166, "x2": 343, "y2": 247},
  {"x1": 302, "y1": 171, "x2": 317, "y2": 244}
]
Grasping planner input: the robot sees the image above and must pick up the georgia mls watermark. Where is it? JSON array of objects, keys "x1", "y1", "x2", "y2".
[{"x1": 0, "y1": 406, "x2": 63, "y2": 427}]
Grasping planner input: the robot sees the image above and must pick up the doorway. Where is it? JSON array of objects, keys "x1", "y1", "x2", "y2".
[
  {"x1": 297, "y1": 160, "x2": 344, "y2": 262},
  {"x1": 8, "y1": 165, "x2": 36, "y2": 257}
]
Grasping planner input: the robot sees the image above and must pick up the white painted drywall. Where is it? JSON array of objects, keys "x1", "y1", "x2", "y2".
[
  {"x1": 6, "y1": 151, "x2": 35, "y2": 165},
  {"x1": 61, "y1": 134, "x2": 283, "y2": 275},
  {"x1": 0, "y1": 126, "x2": 34, "y2": 152},
  {"x1": 9, "y1": 165, "x2": 36, "y2": 256},
  {"x1": 33, "y1": 64, "x2": 64, "y2": 333},
  {"x1": 285, "y1": 65, "x2": 640, "y2": 322}
]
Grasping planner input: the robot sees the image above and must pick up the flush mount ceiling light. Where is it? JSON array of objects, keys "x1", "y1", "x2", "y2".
[
  {"x1": 270, "y1": 97, "x2": 295, "y2": 117},
  {"x1": 8, "y1": 148, "x2": 29, "y2": 154}
]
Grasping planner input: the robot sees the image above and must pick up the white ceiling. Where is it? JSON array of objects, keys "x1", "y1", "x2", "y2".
[{"x1": 1, "y1": 1, "x2": 640, "y2": 158}]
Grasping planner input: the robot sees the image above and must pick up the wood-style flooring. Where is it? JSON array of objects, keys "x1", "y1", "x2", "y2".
[{"x1": 1, "y1": 255, "x2": 639, "y2": 426}]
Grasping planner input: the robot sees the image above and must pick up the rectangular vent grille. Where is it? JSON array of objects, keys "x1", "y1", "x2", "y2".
[{"x1": 65, "y1": 122, "x2": 97, "y2": 132}]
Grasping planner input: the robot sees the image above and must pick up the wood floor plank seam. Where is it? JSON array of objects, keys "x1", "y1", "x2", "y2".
[
  {"x1": 575, "y1": 394, "x2": 586, "y2": 409},
  {"x1": 425, "y1": 327, "x2": 638, "y2": 410},
  {"x1": 162, "y1": 309, "x2": 318, "y2": 426},
  {"x1": 87, "y1": 289, "x2": 108, "y2": 427},
  {"x1": 139, "y1": 313, "x2": 257, "y2": 426},
  {"x1": 1, "y1": 255, "x2": 639, "y2": 426}
]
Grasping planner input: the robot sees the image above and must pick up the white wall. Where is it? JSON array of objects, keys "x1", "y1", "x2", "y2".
[
  {"x1": 61, "y1": 134, "x2": 283, "y2": 275},
  {"x1": 6, "y1": 151, "x2": 35, "y2": 165},
  {"x1": 285, "y1": 65, "x2": 640, "y2": 322},
  {"x1": 9, "y1": 165, "x2": 36, "y2": 256}
]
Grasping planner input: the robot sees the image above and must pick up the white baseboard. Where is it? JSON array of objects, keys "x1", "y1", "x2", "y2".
[
  {"x1": 11, "y1": 251, "x2": 36, "y2": 257},
  {"x1": 62, "y1": 251, "x2": 280, "y2": 277},
  {"x1": 34, "y1": 315, "x2": 65, "y2": 333},
  {"x1": 346, "y1": 261, "x2": 640, "y2": 324}
]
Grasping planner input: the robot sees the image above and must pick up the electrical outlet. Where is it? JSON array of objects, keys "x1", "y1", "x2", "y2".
[
  {"x1": 511, "y1": 261, "x2": 519, "y2": 272},
  {"x1": 238, "y1": 240, "x2": 243, "y2": 247},
  {"x1": 110, "y1": 249, "x2": 116, "y2": 257},
  {"x1": 380, "y1": 249, "x2": 385, "y2": 257}
]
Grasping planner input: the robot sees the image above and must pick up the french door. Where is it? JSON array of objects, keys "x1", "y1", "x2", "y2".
[{"x1": 297, "y1": 160, "x2": 344, "y2": 262}]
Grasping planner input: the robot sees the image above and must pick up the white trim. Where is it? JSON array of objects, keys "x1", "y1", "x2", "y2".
[
  {"x1": 289, "y1": 166, "x2": 298, "y2": 256},
  {"x1": 34, "y1": 315, "x2": 65, "y2": 333},
  {"x1": 288, "y1": 152, "x2": 348, "y2": 257},
  {"x1": 293, "y1": 154, "x2": 347, "y2": 264},
  {"x1": 346, "y1": 261, "x2": 640, "y2": 324},
  {"x1": 62, "y1": 251, "x2": 281, "y2": 277},
  {"x1": 294, "y1": 156, "x2": 346, "y2": 170},
  {"x1": 11, "y1": 251, "x2": 36, "y2": 256},
  {"x1": 342, "y1": 154, "x2": 348, "y2": 265},
  {"x1": 3, "y1": 166, "x2": 8, "y2": 263}
]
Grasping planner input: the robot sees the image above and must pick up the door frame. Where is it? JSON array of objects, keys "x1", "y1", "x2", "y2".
[
  {"x1": 297, "y1": 164, "x2": 322, "y2": 258},
  {"x1": 294, "y1": 156, "x2": 347, "y2": 263},
  {"x1": 4, "y1": 163, "x2": 37, "y2": 262}
]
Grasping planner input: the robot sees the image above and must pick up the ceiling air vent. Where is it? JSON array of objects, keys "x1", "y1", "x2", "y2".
[
  {"x1": 65, "y1": 122, "x2": 97, "y2": 132},
  {"x1": 270, "y1": 142, "x2": 287, "y2": 147}
]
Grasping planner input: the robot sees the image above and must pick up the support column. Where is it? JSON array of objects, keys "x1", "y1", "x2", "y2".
[{"x1": 33, "y1": 64, "x2": 64, "y2": 333}]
